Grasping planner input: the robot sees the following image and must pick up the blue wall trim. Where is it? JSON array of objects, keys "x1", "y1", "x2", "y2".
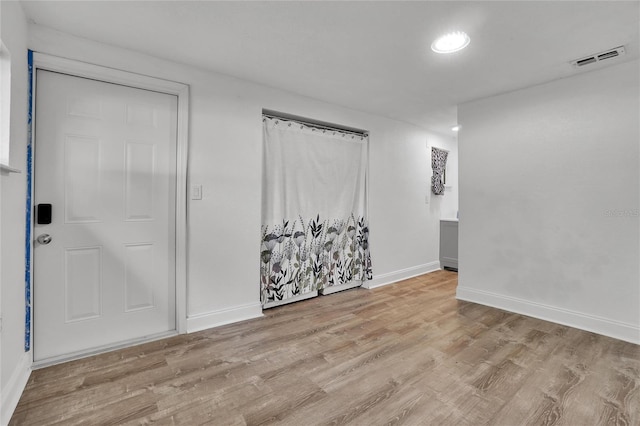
[{"x1": 24, "y1": 49, "x2": 33, "y2": 352}]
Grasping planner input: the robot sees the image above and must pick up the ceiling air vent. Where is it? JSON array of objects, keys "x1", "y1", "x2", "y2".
[{"x1": 571, "y1": 46, "x2": 626, "y2": 68}]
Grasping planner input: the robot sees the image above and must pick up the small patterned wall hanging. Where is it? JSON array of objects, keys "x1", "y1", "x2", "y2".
[{"x1": 431, "y1": 147, "x2": 448, "y2": 195}]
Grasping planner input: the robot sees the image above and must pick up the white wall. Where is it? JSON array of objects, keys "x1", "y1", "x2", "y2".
[
  {"x1": 457, "y1": 59, "x2": 640, "y2": 344},
  {"x1": 27, "y1": 25, "x2": 456, "y2": 323},
  {"x1": 0, "y1": 1, "x2": 32, "y2": 424}
]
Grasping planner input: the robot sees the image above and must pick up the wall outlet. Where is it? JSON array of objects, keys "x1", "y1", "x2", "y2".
[{"x1": 191, "y1": 185, "x2": 203, "y2": 200}]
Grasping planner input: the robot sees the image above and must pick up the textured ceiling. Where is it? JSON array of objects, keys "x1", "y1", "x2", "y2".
[{"x1": 20, "y1": 1, "x2": 640, "y2": 134}]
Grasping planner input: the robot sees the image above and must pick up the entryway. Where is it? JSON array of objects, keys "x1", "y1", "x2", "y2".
[{"x1": 31, "y1": 55, "x2": 188, "y2": 365}]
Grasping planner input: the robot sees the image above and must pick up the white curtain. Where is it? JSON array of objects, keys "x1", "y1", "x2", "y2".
[{"x1": 261, "y1": 116, "x2": 372, "y2": 307}]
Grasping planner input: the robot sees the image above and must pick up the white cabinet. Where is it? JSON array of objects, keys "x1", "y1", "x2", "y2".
[{"x1": 439, "y1": 219, "x2": 458, "y2": 270}]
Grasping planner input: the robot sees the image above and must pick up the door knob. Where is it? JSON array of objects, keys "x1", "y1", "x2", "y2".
[{"x1": 36, "y1": 234, "x2": 52, "y2": 245}]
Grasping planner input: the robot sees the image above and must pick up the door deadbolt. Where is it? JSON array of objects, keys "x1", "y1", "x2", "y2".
[{"x1": 36, "y1": 234, "x2": 52, "y2": 245}]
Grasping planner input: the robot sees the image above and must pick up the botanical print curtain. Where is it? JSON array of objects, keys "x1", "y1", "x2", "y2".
[
  {"x1": 261, "y1": 116, "x2": 372, "y2": 307},
  {"x1": 431, "y1": 147, "x2": 448, "y2": 195}
]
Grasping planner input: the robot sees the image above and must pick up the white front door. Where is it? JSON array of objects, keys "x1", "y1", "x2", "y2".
[{"x1": 33, "y1": 70, "x2": 177, "y2": 363}]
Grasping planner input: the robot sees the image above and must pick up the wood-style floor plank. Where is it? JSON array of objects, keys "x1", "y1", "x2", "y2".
[{"x1": 10, "y1": 270, "x2": 640, "y2": 425}]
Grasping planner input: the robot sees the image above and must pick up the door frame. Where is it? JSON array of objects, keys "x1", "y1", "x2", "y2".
[{"x1": 28, "y1": 52, "x2": 189, "y2": 363}]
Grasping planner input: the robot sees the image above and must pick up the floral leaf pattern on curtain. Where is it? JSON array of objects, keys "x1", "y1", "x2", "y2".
[
  {"x1": 431, "y1": 147, "x2": 448, "y2": 195},
  {"x1": 260, "y1": 214, "x2": 372, "y2": 304}
]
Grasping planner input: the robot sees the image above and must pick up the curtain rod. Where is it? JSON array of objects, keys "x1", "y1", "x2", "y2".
[{"x1": 262, "y1": 113, "x2": 369, "y2": 138}]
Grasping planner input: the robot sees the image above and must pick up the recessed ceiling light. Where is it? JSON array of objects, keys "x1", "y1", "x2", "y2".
[
  {"x1": 451, "y1": 125, "x2": 461, "y2": 132},
  {"x1": 431, "y1": 32, "x2": 470, "y2": 54}
]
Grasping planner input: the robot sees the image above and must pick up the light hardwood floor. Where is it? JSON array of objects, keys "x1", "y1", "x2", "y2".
[{"x1": 10, "y1": 270, "x2": 640, "y2": 425}]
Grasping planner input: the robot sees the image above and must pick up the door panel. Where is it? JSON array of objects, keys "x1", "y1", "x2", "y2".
[
  {"x1": 125, "y1": 141, "x2": 156, "y2": 220},
  {"x1": 64, "y1": 246, "x2": 102, "y2": 322},
  {"x1": 34, "y1": 70, "x2": 177, "y2": 362},
  {"x1": 64, "y1": 134, "x2": 102, "y2": 223}
]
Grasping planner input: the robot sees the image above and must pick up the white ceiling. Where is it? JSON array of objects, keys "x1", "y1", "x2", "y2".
[{"x1": 20, "y1": 1, "x2": 640, "y2": 134}]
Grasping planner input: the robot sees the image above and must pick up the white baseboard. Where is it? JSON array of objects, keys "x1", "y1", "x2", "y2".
[
  {"x1": 186, "y1": 302, "x2": 263, "y2": 333},
  {"x1": 1, "y1": 351, "x2": 32, "y2": 426},
  {"x1": 456, "y1": 286, "x2": 640, "y2": 345},
  {"x1": 362, "y1": 261, "x2": 441, "y2": 290}
]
